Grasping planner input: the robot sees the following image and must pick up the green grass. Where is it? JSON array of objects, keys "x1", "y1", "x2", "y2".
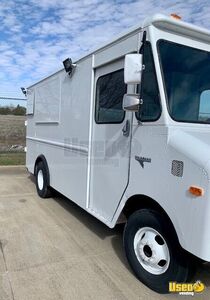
[
  {"x1": 0, "y1": 114, "x2": 26, "y2": 165},
  {"x1": 0, "y1": 115, "x2": 26, "y2": 147},
  {"x1": 0, "y1": 152, "x2": 26, "y2": 166}
]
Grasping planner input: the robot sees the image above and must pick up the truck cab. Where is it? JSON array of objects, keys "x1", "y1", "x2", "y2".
[{"x1": 119, "y1": 14, "x2": 210, "y2": 293}]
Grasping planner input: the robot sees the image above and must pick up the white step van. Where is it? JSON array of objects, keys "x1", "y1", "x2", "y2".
[{"x1": 26, "y1": 14, "x2": 210, "y2": 293}]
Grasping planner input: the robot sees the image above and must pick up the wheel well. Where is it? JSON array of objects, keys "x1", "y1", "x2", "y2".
[
  {"x1": 123, "y1": 195, "x2": 166, "y2": 217},
  {"x1": 34, "y1": 155, "x2": 50, "y2": 186},
  {"x1": 121, "y1": 194, "x2": 180, "y2": 244}
]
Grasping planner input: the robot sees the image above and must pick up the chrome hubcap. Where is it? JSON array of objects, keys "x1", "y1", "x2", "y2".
[
  {"x1": 134, "y1": 227, "x2": 170, "y2": 275},
  {"x1": 37, "y1": 170, "x2": 44, "y2": 190}
]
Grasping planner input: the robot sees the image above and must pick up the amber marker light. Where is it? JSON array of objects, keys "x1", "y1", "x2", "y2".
[
  {"x1": 189, "y1": 186, "x2": 204, "y2": 197},
  {"x1": 170, "y1": 14, "x2": 182, "y2": 20}
]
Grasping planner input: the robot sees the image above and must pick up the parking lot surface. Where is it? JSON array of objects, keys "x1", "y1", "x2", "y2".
[{"x1": 0, "y1": 166, "x2": 210, "y2": 300}]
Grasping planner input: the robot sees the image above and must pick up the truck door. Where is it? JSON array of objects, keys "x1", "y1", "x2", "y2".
[{"x1": 89, "y1": 59, "x2": 132, "y2": 222}]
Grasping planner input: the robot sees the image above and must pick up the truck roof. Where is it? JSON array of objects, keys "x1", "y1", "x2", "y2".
[{"x1": 28, "y1": 14, "x2": 210, "y2": 88}]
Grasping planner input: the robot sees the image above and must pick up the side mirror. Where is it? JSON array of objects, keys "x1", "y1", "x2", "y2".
[
  {"x1": 123, "y1": 94, "x2": 140, "y2": 112},
  {"x1": 124, "y1": 54, "x2": 143, "y2": 84}
]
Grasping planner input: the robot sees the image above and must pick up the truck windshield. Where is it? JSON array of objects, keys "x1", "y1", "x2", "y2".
[{"x1": 158, "y1": 40, "x2": 210, "y2": 123}]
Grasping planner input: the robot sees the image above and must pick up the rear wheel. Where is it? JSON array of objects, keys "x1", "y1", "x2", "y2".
[
  {"x1": 35, "y1": 161, "x2": 52, "y2": 198},
  {"x1": 123, "y1": 209, "x2": 195, "y2": 294}
]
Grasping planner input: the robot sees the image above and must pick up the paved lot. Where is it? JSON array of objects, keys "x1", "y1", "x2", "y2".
[{"x1": 0, "y1": 166, "x2": 210, "y2": 300}]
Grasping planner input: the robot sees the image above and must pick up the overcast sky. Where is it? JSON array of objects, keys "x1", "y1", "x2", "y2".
[{"x1": 0, "y1": 0, "x2": 210, "y2": 101}]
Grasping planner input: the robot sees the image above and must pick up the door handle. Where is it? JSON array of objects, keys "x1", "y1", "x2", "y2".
[{"x1": 122, "y1": 120, "x2": 130, "y2": 137}]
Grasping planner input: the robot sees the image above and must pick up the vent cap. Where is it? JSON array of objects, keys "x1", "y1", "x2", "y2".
[{"x1": 171, "y1": 160, "x2": 184, "y2": 177}]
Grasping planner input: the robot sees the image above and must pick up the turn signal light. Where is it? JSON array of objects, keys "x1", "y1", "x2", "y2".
[
  {"x1": 170, "y1": 14, "x2": 182, "y2": 20},
  {"x1": 189, "y1": 186, "x2": 204, "y2": 197}
]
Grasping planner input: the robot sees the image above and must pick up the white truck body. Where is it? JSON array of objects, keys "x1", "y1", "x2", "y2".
[{"x1": 26, "y1": 14, "x2": 210, "y2": 264}]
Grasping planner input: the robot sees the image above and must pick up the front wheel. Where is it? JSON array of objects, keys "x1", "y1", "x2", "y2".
[{"x1": 123, "y1": 209, "x2": 195, "y2": 294}]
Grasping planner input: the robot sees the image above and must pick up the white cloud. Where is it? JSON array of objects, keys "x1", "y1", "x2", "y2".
[{"x1": 0, "y1": 0, "x2": 210, "y2": 100}]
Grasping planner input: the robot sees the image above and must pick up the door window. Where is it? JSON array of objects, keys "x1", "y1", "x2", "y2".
[{"x1": 95, "y1": 69, "x2": 126, "y2": 124}]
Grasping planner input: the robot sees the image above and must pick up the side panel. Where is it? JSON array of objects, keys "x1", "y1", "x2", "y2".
[
  {"x1": 121, "y1": 124, "x2": 209, "y2": 260},
  {"x1": 26, "y1": 56, "x2": 93, "y2": 208}
]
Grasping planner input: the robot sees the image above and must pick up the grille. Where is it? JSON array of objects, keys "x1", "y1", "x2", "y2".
[{"x1": 171, "y1": 160, "x2": 184, "y2": 177}]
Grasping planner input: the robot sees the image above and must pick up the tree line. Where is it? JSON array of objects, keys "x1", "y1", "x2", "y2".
[{"x1": 0, "y1": 105, "x2": 26, "y2": 116}]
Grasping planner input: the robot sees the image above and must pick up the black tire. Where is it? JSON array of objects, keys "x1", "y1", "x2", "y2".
[
  {"x1": 123, "y1": 209, "x2": 195, "y2": 294},
  {"x1": 35, "y1": 161, "x2": 52, "y2": 198}
]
